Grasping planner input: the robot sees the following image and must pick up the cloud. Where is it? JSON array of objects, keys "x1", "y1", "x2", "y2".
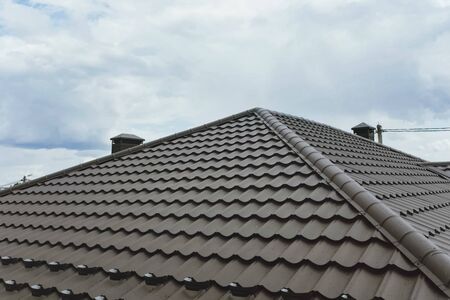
[
  {"x1": 0, "y1": 145, "x2": 104, "y2": 187},
  {"x1": 1, "y1": 0, "x2": 450, "y2": 184}
]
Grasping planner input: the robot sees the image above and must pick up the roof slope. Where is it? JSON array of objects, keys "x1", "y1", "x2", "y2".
[
  {"x1": 0, "y1": 108, "x2": 448, "y2": 299},
  {"x1": 272, "y1": 111, "x2": 450, "y2": 256}
]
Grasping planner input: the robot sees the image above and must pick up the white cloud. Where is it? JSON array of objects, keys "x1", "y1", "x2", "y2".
[{"x1": 0, "y1": 145, "x2": 105, "y2": 187}]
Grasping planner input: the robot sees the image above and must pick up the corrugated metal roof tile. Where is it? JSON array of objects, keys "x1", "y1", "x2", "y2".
[{"x1": 0, "y1": 108, "x2": 447, "y2": 299}]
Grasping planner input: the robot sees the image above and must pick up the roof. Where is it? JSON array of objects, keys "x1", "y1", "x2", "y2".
[
  {"x1": 420, "y1": 161, "x2": 450, "y2": 178},
  {"x1": 110, "y1": 133, "x2": 145, "y2": 141},
  {"x1": 351, "y1": 122, "x2": 375, "y2": 130},
  {"x1": 0, "y1": 108, "x2": 449, "y2": 300}
]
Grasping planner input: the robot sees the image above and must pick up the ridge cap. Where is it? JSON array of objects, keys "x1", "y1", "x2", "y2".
[
  {"x1": 255, "y1": 108, "x2": 450, "y2": 296},
  {"x1": 0, "y1": 108, "x2": 259, "y2": 197}
]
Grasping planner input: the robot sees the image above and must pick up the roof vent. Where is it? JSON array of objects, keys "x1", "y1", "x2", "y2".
[
  {"x1": 351, "y1": 122, "x2": 375, "y2": 141},
  {"x1": 110, "y1": 133, "x2": 145, "y2": 154}
]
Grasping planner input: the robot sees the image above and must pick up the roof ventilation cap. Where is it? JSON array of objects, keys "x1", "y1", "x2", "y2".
[
  {"x1": 351, "y1": 122, "x2": 375, "y2": 141},
  {"x1": 110, "y1": 134, "x2": 145, "y2": 154}
]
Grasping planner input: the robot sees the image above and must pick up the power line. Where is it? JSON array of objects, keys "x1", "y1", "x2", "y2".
[{"x1": 382, "y1": 127, "x2": 450, "y2": 133}]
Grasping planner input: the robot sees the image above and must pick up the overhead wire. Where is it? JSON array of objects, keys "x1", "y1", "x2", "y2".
[{"x1": 381, "y1": 127, "x2": 450, "y2": 133}]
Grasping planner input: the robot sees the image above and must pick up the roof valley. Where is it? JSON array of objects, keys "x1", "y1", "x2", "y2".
[{"x1": 254, "y1": 108, "x2": 450, "y2": 296}]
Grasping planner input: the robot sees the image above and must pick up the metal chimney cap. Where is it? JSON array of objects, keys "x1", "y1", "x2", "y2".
[
  {"x1": 351, "y1": 122, "x2": 375, "y2": 130},
  {"x1": 110, "y1": 133, "x2": 144, "y2": 142},
  {"x1": 110, "y1": 133, "x2": 145, "y2": 154}
]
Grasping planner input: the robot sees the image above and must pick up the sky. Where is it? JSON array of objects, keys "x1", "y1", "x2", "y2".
[{"x1": 1, "y1": 0, "x2": 450, "y2": 186}]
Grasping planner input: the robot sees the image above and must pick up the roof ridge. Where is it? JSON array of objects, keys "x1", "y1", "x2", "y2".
[
  {"x1": 0, "y1": 108, "x2": 260, "y2": 197},
  {"x1": 273, "y1": 110, "x2": 426, "y2": 162},
  {"x1": 254, "y1": 108, "x2": 450, "y2": 296}
]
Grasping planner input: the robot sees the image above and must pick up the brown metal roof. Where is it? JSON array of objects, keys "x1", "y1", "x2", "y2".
[{"x1": 0, "y1": 108, "x2": 449, "y2": 299}]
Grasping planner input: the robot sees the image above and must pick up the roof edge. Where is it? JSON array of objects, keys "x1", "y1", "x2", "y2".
[
  {"x1": 255, "y1": 108, "x2": 450, "y2": 295},
  {"x1": 0, "y1": 108, "x2": 260, "y2": 197}
]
